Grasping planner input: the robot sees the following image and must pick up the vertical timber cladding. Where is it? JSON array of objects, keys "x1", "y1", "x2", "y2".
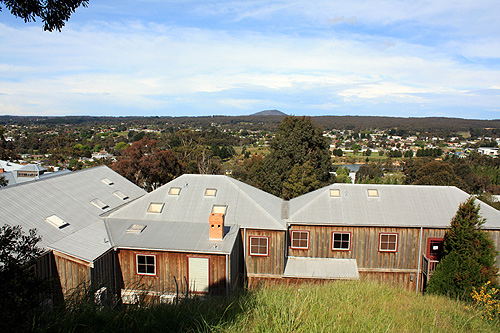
[
  {"x1": 117, "y1": 249, "x2": 227, "y2": 295},
  {"x1": 485, "y1": 230, "x2": 500, "y2": 273},
  {"x1": 52, "y1": 251, "x2": 92, "y2": 296},
  {"x1": 245, "y1": 229, "x2": 285, "y2": 276},
  {"x1": 288, "y1": 225, "x2": 422, "y2": 270}
]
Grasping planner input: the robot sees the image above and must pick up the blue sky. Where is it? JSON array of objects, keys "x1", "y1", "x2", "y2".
[{"x1": 1, "y1": 1, "x2": 500, "y2": 119}]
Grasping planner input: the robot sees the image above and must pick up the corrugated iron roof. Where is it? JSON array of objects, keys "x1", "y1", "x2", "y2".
[
  {"x1": 106, "y1": 218, "x2": 239, "y2": 254},
  {"x1": 289, "y1": 184, "x2": 500, "y2": 229},
  {"x1": 106, "y1": 174, "x2": 286, "y2": 230},
  {"x1": 0, "y1": 166, "x2": 146, "y2": 261},
  {"x1": 283, "y1": 256, "x2": 359, "y2": 279}
]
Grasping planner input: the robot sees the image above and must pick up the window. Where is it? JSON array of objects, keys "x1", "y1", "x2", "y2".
[
  {"x1": 113, "y1": 190, "x2": 129, "y2": 200},
  {"x1": 379, "y1": 233, "x2": 398, "y2": 252},
  {"x1": 101, "y1": 178, "x2": 114, "y2": 185},
  {"x1": 136, "y1": 254, "x2": 156, "y2": 275},
  {"x1": 205, "y1": 188, "x2": 217, "y2": 196},
  {"x1": 90, "y1": 198, "x2": 109, "y2": 210},
  {"x1": 367, "y1": 189, "x2": 379, "y2": 197},
  {"x1": 330, "y1": 189, "x2": 341, "y2": 197},
  {"x1": 147, "y1": 202, "x2": 164, "y2": 213},
  {"x1": 169, "y1": 187, "x2": 181, "y2": 195},
  {"x1": 332, "y1": 232, "x2": 351, "y2": 251},
  {"x1": 249, "y1": 236, "x2": 268, "y2": 256},
  {"x1": 126, "y1": 224, "x2": 146, "y2": 234},
  {"x1": 45, "y1": 215, "x2": 69, "y2": 229},
  {"x1": 290, "y1": 231, "x2": 309, "y2": 249},
  {"x1": 212, "y1": 205, "x2": 227, "y2": 215}
]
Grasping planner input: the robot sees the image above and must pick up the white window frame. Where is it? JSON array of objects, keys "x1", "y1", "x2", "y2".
[
  {"x1": 249, "y1": 236, "x2": 269, "y2": 256},
  {"x1": 379, "y1": 233, "x2": 398, "y2": 252},
  {"x1": 136, "y1": 254, "x2": 156, "y2": 275},
  {"x1": 332, "y1": 232, "x2": 351, "y2": 251},
  {"x1": 290, "y1": 230, "x2": 309, "y2": 249}
]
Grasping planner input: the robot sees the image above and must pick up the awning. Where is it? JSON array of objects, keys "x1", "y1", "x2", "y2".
[{"x1": 283, "y1": 256, "x2": 359, "y2": 280}]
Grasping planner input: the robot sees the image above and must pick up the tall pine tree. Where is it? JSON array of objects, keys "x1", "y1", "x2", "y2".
[
  {"x1": 259, "y1": 116, "x2": 333, "y2": 198},
  {"x1": 426, "y1": 198, "x2": 498, "y2": 300}
]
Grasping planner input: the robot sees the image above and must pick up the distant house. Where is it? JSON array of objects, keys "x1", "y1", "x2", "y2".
[
  {"x1": 0, "y1": 160, "x2": 69, "y2": 187},
  {"x1": 1, "y1": 168, "x2": 500, "y2": 303},
  {"x1": 477, "y1": 147, "x2": 499, "y2": 156}
]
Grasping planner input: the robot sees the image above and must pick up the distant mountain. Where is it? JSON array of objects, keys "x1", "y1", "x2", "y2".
[{"x1": 250, "y1": 110, "x2": 287, "y2": 116}]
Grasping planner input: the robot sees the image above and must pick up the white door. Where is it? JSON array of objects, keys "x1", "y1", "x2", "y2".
[{"x1": 188, "y1": 257, "x2": 209, "y2": 293}]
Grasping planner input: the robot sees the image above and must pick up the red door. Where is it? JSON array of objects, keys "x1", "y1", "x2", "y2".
[{"x1": 426, "y1": 238, "x2": 444, "y2": 261}]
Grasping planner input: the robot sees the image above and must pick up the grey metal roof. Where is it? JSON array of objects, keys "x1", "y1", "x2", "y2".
[
  {"x1": 283, "y1": 256, "x2": 359, "y2": 280},
  {"x1": 106, "y1": 218, "x2": 239, "y2": 255},
  {"x1": 107, "y1": 174, "x2": 286, "y2": 230},
  {"x1": 0, "y1": 166, "x2": 146, "y2": 261},
  {"x1": 289, "y1": 184, "x2": 500, "y2": 229}
]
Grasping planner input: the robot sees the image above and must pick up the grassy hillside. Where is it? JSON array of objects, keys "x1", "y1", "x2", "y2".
[{"x1": 34, "y1": 281, "x2": 500, "y2": 332}]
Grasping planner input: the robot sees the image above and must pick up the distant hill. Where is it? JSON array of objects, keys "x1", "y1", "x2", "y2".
[{"x1": 250, "y1": 110, "x2": 287, "y2": 116}]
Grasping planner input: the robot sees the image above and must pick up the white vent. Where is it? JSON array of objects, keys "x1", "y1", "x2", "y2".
[
  {"x1": 45, "y1": 215, "x2": 69, "y2": 229},
  {"x1": 113, "y1": 190, "x2": 129, "y2": 200},
  {"x1": 330, "y1": 189, "x2": 340, "y2": 197},
  {"x1": 90, "y1": 198, "x2": 109, "y2": 210},
  {"x1": 169, "y1": 187, "x2": 181, "y2": 195},
  {"x1": 101, "y1": 178, "x2": 114, "y2": 185},
  {"x1": 212, "y1": 205, "x2": 227, "y2": 215},
  {"x1": 147, "y1": 202, "x2": 164, "y2": 213},
  {"x1": 367, "y1": 189, "x2": 379, "y2": 197},
  {"x1": 121, "y1": 290, "x2": 139, "y2": 304},
  {"x1": 205, "y1": 188, "x2": 217, "y2": 197},
  {"x1": 126, "y1": 224, "x2": 146, "y2": 234}
]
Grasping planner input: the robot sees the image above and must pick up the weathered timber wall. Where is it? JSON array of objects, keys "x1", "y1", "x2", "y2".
[
  {"x1": 288, "y1": 225, "x2": 421, "y2": 270},
  {"x1": 117, "y1": 249, "x2": 227, "y2": 295},
  {"x1": 53, "y1": 251, "x2": 91, "y2": 296},
  {"x1": 244, "y1": 229, "x2": 285, "y2": 276}
]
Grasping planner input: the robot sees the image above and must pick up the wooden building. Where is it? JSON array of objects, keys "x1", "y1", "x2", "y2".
[{"x1": 2, "y1": 169, "x2": 500, "y2": 303}]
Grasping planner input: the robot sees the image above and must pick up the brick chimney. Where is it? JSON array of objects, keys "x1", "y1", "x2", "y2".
[
  {"x1": 209, "y1": 213, "x2": 224, "y2": 240},
  {"x1": 0, "y1": 168, "x2": 4, "y2": 173}
]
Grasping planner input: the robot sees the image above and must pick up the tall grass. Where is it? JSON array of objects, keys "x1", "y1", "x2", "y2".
[{"x1": 33, "y1": 280, "x2": 500, "y2": 332}]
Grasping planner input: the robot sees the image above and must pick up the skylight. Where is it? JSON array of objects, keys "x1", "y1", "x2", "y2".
[
  {"x1": 147, "y1": 202, "x2": 164, "y2": 213},
  {"x1": 126, "y1": 224, "x2": 147, "y2": 234},
  {"x1": 169, "y1": 187, "x2": 181, "y2": 195},
  {"x1": 113, "y1": 191, "x2": 129, "y2": 200},
  {"x1": 367, "y1": 189, "x2": 379, "y2": 197},
  {"x1": 101, "y1": 178, "x2": 114, "y2": 185},
  {"x1": 45, "y1": 215, "x2": 69, "y2": 229},
  {"x1": 212, "y1": 205, "x2": 227, "y2": 215},
  {"x1": 205, "y1": 188, "x2": 217, "y2": 197},
  {"x1": 330, "y1": 189, "x2": 341, "y2": 197},
  {"x1": 90, "y1": 198, "x2": 109, "y2": 210}
]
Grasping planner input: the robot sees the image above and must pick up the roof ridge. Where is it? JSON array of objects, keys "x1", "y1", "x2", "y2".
[
  {"x1": 226, "y1": 176, "x2": 286, "y2": 229},
  {"x1": 289, "y1": 186, "x2": 329, "y2": 220}
]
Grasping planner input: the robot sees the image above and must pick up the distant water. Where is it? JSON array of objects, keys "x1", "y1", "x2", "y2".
[{"x1": 333, "y1": 164, "x2": 362, "y2": 173}]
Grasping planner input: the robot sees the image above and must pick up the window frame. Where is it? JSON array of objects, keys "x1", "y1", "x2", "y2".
[
  {"x1": 135, "y1": 254, "x2": 157, "y2": 276},
  {"x1": 378, "y1": 233, "x2": 398, "y2": 252},
  {"x1": 248, "y1": 236, "x2": 269, "y2": 257},
  {"x1": 147, "y1": 202, "x2": 164, "y2": 213},
  {"x1": 331, "y1": 231, "x2": 351, "y2": 251},
  {"x1": 290, "y1": 230, "x2": 310, "y2": 250}
]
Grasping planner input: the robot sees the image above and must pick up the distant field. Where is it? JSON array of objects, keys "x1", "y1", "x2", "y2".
[{"x1": 35, "y1": 280, "x2": 500, "y2": 332}]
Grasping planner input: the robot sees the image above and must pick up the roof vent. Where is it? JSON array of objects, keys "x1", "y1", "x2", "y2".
[
  {"x1": 330, "y1": 189, "x2": 341, "y2": 197},
  {"x1": 169, "y1": 187, "x2": 181, "y2": 195},
  {"x1": 45, "y1": 215, "x2": 69, "y2": 229},
  {"x1": 367, "y1": 189, "x2": 379, "y2": 197},
  {"x1": 101, "y1": 178, "x2": 114, "y2": 185},
  {"x1": 147, "y1": 202, "x2": 164, "y2": 213},
  {"x1": 90, "y1": 198, "x2": 110, "y2": 210},
  {"x1": 113, "y1": 190, "x2": 129, "y2": 200},
  {"x1": 126, "y1": 224, "x2": 147, "y2": 234},
  {"x1": 205, "y1": 188, "x2": 217, "y2": 197}
]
